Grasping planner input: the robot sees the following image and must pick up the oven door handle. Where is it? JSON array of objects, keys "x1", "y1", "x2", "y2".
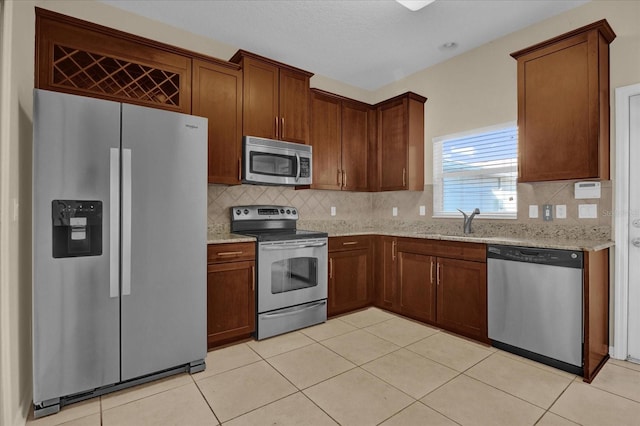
[
  {"x1": 262, "y1": 241, "x2": 327, "y2": 250},
  {"x1": 261, "y1": 300, "x2": 327, "y2": 319}
]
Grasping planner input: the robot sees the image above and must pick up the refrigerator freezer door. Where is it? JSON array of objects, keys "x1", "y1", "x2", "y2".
[
  {"x1": 32, "y1": 89, "x2": 121, "y2": 403},
  {"x1": 119, "y1": 104, "x2": 208, "y2": 380}
]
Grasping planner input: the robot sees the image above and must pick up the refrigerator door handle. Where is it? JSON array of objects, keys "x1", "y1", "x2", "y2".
[
  {"x1": 122, "y1": 148, "x2": 132, "y2": 296},
  {"x1": 109, "y1": 148, "x2": 120, "y2": 298}
]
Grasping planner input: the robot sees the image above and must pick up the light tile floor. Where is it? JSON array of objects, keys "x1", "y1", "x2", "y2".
[{"x1": 26, "y1": 307, "x2": 640, "y2": 426}]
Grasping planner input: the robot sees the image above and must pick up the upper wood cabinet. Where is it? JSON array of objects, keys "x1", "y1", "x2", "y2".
[
  {"x1": 375, "y1": 92, "x2": 426, "y2": 191},
  {"x1": 192, "y1": 59, "x2": 243, "y2": 184},
  {"x1": 310, "y1": 89, "x2": 371, "y2": 191},
  {"x1": 230, "y1": 50, "x2": 313, "y2": 144},
  {"x1": 511, "y1": 20, "x2": 616, "y2": 182},
  {"x1": 35, "y1": 8, "x2": 192, "y2": 114}
]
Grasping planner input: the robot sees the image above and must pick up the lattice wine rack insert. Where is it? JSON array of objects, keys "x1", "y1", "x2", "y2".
[{"x1": 52, "y1": 44, "x2": 181, "y2": 108}]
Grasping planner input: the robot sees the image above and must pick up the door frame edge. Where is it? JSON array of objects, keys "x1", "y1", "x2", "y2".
[{"x1": 613, "y1": 82, "x2": 640, "y2": 360}]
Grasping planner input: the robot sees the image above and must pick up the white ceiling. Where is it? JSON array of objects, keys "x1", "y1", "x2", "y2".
[{"x1": 100, "y1": 0, "x2": 589, "y2": 91}]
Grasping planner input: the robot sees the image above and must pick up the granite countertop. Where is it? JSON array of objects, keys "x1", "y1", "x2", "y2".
[
  {"x1": 207, "y1": 232, "x2": 256, "y2": 245},
  {"x1": 327, "y1": 230, "x2": 613, "y2": 252},
  {"x1": 208, "y1": 228, "x2": 612, "y2": 251}
]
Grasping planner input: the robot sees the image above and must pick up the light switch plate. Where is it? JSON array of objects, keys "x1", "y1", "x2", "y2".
[
  {"x1": 392, "y1": 207, "x2": 398, "y2": 217},
  {"x1": 529, "y1": 205, "x2": 539, "y2": 218},
  {"x1": 330, "y1": 206, "x2": 336, "y2": 216},
  {"x1": 419, "y1": 205, "x2": 426, "y2": 216},
  {"x1": 543, "y1": 204, "x2": 553, "y2": 221},
  {"x1": 578, "y1": 204, "x2": 598, "y2": 219},
  {"x1": 556, "y1": 204, "x2": 567, "y2": 219}
]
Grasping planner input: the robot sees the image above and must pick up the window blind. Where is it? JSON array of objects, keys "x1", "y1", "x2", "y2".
[{"x1": 433, "y1": 124, "x2": 518, "y2": 218}]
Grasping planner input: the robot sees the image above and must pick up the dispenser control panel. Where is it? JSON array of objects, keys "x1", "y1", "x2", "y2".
[{"x1": 51, "y1": 200, "x2": 103, "y2": 258}]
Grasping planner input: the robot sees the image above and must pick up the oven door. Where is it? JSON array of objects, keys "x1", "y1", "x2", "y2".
[{"x1": 257, "y1": 238, "x2": 327, "y2": 313}]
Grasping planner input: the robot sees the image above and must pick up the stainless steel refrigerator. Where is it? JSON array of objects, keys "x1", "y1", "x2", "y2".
[{"x1": 32, "y1": 89, "x2": 207, "y2": 418}]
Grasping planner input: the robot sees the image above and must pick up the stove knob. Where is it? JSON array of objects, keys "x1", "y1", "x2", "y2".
[
  {"x1": 292, "y1": 210, "x2": 297, "y2": 215},
  {"x1": 236, "y1": 209, "x2": 241, "y2": 215},
  {"x1": 280, "y1": 209, "x2": 285, "y2": 214},
  {"x1": 286, "y1": 209, "x2": 291, "y2": 214},
  {"x1": 244, "y1": 209, "x2": 249, "y2": 215}
]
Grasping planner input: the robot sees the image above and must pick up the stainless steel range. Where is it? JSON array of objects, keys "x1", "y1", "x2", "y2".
[{"x1": 231, "y1": 205, "x2": 328, "y2": 340}]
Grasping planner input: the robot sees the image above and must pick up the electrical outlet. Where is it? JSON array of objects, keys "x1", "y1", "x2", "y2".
[
  {"x1": 529, "y1": 205, "x2": 539, "y2": 219},
  {"x1": 330, "y1": 206, "x2": 336, "y2": 216},
  {"x1": 392, "y1": 207, "x2": 398, "y2": 217},
  {"x1": 419, "y1": 205, "x2": 426, "y2": 216},
  {"x1": 543, "y1": 204, "x2": 553, "y2": 221},
  {"x1": 556, "y1": 205, "x2": 567, "y2": 219},
  {"x1": 578, "y1": 204, "x2": 598, "y2": 219}
]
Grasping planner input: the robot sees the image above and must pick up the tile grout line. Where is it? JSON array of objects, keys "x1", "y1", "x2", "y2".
[{"x1": 191, "y1": 378, "x2": 222, "y2": 425}]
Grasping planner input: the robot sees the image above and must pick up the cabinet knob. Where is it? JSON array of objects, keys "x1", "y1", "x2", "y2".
[{"x1": 632, "y1": 238, "x2": 640, "y2": 248}]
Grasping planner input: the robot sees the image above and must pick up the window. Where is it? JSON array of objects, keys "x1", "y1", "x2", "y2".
[{"x1": 433, "y1": 123, "x2": 517, "y2": 219}]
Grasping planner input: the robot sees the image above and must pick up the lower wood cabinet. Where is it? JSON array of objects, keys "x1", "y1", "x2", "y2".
[
  {"x1": 436, "y1": 257, "x2": 487, "y2": 342},
  {"x1": 207, "y1": 242, "x2": 255, "y2": 348},
  {"x1": 375, "y1": 236, "x2": 488, "y2": 342},
  {"x1": 328, "y1": 236, "x2": 373, "y2": 316}
]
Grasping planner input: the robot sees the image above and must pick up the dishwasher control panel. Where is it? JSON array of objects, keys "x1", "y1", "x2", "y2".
[{"x1": 487, "y1": 245, "x2": 583, "y2": 268}]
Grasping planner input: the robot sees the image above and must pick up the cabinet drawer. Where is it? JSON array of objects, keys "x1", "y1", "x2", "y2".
[
  {"x1": 207, "y1": 242, "x2": 255, "y2": 264},
  {"x1": 329, "y1": 235, "x2": 372, "y2": 252},
  {"x1": 398, "y1": 238, "x2": 486, "y2": 262},
  {"x1": 432, "y1": 240, "x2": 486, "y2": 262}
]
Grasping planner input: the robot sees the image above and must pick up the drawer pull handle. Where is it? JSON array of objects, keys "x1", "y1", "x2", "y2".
[
  {"x1": 216, "y1": 251, "x2": 243, "y2": 256},
  {"x1": 342, "y1": 241, "x2": 358, "y2": 246}
]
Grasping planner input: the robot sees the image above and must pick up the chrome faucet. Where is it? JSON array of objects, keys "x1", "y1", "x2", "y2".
[{"x1": 457, "y1": 208, "x2": 480, "y2": 234}]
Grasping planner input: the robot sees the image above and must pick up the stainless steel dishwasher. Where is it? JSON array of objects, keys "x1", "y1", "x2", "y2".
[{"x1": 487, "y1": 245, "x2": 584, "y2": 375}]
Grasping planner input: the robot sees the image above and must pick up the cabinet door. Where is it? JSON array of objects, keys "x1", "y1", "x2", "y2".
[
  {"x1": 310, "y1": 91, "x2": 342, "y2": 190},
  {"x1": 279, "y1": 68, "x2": 310, "y2": 144},
  {"x1": 207, "y1": 261, "x2": 256, "y2": 347},
  {"x1": 436, "y1": 258, "x2": 487, "y2": 342},
  {"x1": 378, "y1": 99, "x2": 407, "y2": 191},
  {"x1": 328, "y1": 248, "x2": 371, "y2": 316},
  {"x1": 192, "y1": 59, "x2": 243, "y2": 184},
  {"x1": 398, "y1": 252, "x2": 436, "y2": 323},
  {"x1": 242, "y1": 58, "x2": 279, "y2": 139},
  {"x1": 342, "y1": 100, "x2": 370, "y2": 191},
  {"x1": 375, "y1": 237, "x2": 397, "y2": 311},
  {"x1": 514, "y1": 22, "x2": 614, "y2": 182}
]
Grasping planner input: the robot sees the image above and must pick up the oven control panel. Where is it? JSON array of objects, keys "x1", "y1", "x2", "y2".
[{"x1": 231, "y1": 205, "x2": 298, "y2": 221}]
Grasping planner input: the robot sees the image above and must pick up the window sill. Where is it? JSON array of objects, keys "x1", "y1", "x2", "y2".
[{"x1": 432, "y1": 213, "x2": 517, "y2": 220}]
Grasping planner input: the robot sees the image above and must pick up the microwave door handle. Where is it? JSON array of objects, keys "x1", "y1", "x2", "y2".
[
  {"x1": 263, "y1": 242, "x2": 327, "y2": 250},
  {"x1": 295, "y1": 152, "x2": 301, "y2": 182}
]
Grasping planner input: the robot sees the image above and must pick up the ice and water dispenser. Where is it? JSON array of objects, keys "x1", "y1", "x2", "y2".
[{"x1": 52, "y1": 200, "x2": 103, "y2": 258}]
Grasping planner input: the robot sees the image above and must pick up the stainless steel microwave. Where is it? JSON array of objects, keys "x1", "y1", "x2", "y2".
[{"x1": 242, "y1": 136, "x2": 312, "y2": 186}]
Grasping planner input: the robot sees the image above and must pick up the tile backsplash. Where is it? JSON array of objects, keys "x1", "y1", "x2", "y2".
[{"x1": 208, "y1": 180, "x2": 612, "y2": 238}]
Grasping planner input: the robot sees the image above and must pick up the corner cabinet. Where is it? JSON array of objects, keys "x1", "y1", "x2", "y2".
[
  {"x1": 375, "y1": 92, "x2": 426, "y2": 191},
  {"x1": 207, "y1": 242, "x2": 256, "y2": 348},
  {"x1": 230, "y1": 50, "x2": 312, "y2": 144},
  {"x1": 35, "y1": 8, "x2": 192, "y2": 114},
  {"x1": 511, "y1": 20, "x2": 616, "y2": 182},
  {"x1": 328, "y1": 236, "x2": 373, "y2": 316},
  {"x1": 375, "y1": 237, "x2": 488, "y2": 342},
  {"x1": 310, "y1": 89, "x2": 372, "y2": 191},
  {"x1": 192, "y1": 59, "x2": 243, "y2": 184}
]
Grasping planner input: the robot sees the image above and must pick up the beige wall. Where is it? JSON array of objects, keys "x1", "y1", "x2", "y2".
[
  {"x1": 1, "y1": 1, "x2": 638, "y2": 424},
  {"x1": 374, "y1": 0, "x2": 640, "y2": 185}
]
